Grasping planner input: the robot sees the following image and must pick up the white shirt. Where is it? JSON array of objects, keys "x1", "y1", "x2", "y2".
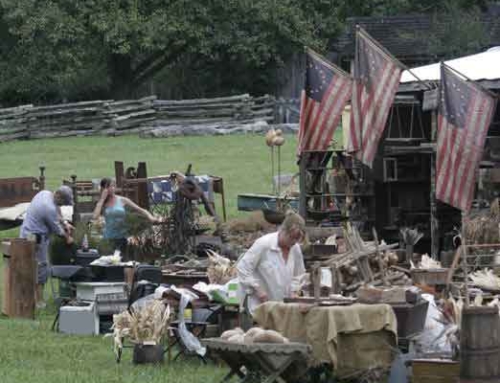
[{"x1": 236, "y1": 231, "x2": 305, "y2": 313}]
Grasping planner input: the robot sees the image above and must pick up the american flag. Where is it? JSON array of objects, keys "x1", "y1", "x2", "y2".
[
  {"x1": 297, "y1": 49, "x2": 352, "y2": 154},
  {"x1": 347, "y1": 28, "x2": 403, "y2": 167},
  {"x1": 436, "y1": 64, "x2": 496, "y2": 211}
]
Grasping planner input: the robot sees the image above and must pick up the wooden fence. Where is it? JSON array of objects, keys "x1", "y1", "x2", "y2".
[{"x1": 0, "y1": 94, "x2": 282, "y2": 142}]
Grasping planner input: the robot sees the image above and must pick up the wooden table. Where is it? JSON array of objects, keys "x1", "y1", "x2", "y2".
[{"x1": 203, "y1": 338, "x2": 311, "y2": 383}]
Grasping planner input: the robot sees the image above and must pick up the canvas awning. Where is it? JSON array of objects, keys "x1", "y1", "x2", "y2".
[{"x1": 400, "y1": 47, "x2": 500, "y2": 91}]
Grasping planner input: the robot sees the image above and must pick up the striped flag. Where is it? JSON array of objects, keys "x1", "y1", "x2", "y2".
[
  {"x1": 297, "y1": 49, "x2": 352, "y2": 154},
  {"x1": 436, "y1": 64, "x2": 496, "y2": 211},
  {"x1": 347, "y1": 28, "x2": 403, "y2": 167}
]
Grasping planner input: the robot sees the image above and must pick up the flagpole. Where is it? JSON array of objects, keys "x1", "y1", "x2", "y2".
[
  {"x1": 357, "y1": 25, "x2": 434, "y2": 91},
  {"x1": 442, "y1": 62, "x2": 499, "y2": 100},
  {"x1": 305, "y1": 47, "x2": 353, "y2": 78}
]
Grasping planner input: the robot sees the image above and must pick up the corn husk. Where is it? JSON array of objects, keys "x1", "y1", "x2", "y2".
[
  {"x1": 469, "y1": 269, "x2": 500, "y2": 290},
  {"x1": 411, "y1": 254, "x2": 442, "y2": 269},
  {"x1": 207, "y1": 249, "x2": 236, "y2": 285}
]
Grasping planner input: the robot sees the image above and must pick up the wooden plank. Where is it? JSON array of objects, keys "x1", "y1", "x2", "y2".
[
  {"x1": 103, "y1": 105, "x2": 152, "y2": 115},
  {"x1": 0, "y1": 177, "x2": 40, "y2": 207},
  {"x1": 28, "y1": 100, "x2": 109, "y2": 112},
  {"x1": 26, "y1": 107, "x2": 102, "y2": 119},
  {"x1": 113, "y1": 109, "x2": 156, "y2": 122},
  {"x1": 154, "y1": 94, "x2": 250, "y2": 106},
  {"x1": 156, "y1": 108, "x2": 238, "y2": 118},
  {"x1": 0, "y1": 132, "x2": 28, "y2": 143},
  {"x1": 154, "y1": 102, "x2": 246, "y2": 111}
]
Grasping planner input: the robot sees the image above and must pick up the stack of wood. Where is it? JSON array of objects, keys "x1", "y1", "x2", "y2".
[
  {"x1": 323, "y1": 226, "x2": 408, "y2": 293},
  {"x1": 142, "y1": 94, "x2": 275, "y2": 137},
  {"x1": 102, "y1": 95, "x2": 157, "y2": 136},
  {"x1": 0, "y1": 104, "x2": 32, "y2": 142},
  {"x1": 26, "y1": 100, "x2": 109, "y2": 139}
]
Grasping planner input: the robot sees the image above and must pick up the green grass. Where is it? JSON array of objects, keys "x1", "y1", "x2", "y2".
[
  {"x1": 0, "y1": 134, "x2": 298, "y2": 221},
  {"x1": 0, "y1": 134, "x2": 298, "y2": 383}
]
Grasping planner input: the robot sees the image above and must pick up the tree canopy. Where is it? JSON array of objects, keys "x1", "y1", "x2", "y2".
[{"x1": 0, "y1": 0, "x2": 493, "y2": 104}]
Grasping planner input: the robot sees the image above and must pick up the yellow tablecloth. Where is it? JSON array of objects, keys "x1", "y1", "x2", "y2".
[{"x1": 253, "y1": 302, "x2": 397, "y2": 377}]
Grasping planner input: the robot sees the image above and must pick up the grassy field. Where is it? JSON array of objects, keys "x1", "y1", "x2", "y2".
[{"x1": 0, "y1": 134, "x2": 298, "y2": 383}]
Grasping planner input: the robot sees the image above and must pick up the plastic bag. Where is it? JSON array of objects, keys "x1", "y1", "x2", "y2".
[{"x1": 413, "y1": 294, "x2": 453, "y2": 355}]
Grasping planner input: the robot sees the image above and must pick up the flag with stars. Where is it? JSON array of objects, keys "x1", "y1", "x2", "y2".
[
  {"x1": 436, "y1": 63, "x2": 496, "y2": 211},
  {"x1": 347, "y1": 28, "x2": 403, "y2": 167},
  {"x1": 297, "y1": 49, "x2": 352, "y2": 154}
]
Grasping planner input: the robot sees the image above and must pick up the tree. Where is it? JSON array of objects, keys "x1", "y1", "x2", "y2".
[
  {"x1": 0, "y1": 0, "x2": 320, "y2": 103},
  {"x1": 426, "y1": 1, "x2": 492, "y2": 60}
]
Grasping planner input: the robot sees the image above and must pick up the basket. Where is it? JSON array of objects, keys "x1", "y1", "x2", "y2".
[
  {"x1": 262, "y1": 209, "x2": 285, "y2": 225},
  {"x1": 411, "y1": 268, "x2": 449, "y2": 286},
  {"x1": 390, "y1": 299, "x2": 429, "y2": 338}
]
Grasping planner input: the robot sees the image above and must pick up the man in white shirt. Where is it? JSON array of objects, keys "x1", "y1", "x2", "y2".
[{"x1": 237, "y1": 211, "x2": 306, "y2": 313}]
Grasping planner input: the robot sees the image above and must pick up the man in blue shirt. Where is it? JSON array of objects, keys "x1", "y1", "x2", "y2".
[{"x1": 20, "y1": 185, "x2": 74, "y2": 307}]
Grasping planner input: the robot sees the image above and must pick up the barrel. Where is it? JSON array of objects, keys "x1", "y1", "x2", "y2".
[{"x1": 460, "y1": 306, "x2": 500, "y2": 381}]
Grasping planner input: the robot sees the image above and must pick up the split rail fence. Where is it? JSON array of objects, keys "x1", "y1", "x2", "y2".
[{"x1": 0, "y1": 94, "x2": 296, "y2": 143}]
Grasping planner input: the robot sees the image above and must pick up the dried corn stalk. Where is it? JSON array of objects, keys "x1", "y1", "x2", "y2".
[
  {"x1": 107, "y1": 300, "x2": 171, "y2": 357},
  {"x1": 207, "y1": 249, "x2": 236, "y2": 284}
]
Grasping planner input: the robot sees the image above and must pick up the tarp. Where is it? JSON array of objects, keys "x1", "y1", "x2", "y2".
[{"x1": 401, "y1": 46, "x2": 500, "y2": 83}]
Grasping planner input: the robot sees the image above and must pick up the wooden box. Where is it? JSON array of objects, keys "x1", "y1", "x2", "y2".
[{"x1": 412, "y1": 359, "x2": 459, "y2": 383}]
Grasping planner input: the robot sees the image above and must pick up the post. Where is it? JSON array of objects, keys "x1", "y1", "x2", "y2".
[
  {"x1": 71, "y1": 174, "x2": 79, "y2": 223},
  {"x1": 430, "y1": 110, "x2": 439, "y2": 258},
  {"x1": 299, "y1": 155, "x2": 307, "y2": 219},
  {"x1": 462, "y1": 211, "x2": 470, "y2": 307},
  {"x1": 38, "y1": 164, "x2": 46, "y2": 190}
]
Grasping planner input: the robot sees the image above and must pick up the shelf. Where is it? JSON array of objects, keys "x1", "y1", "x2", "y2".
[
  {"x1": 306, "y1": 193, "x2": 374, "y2": 197},
  {"x1": 384, "y1": 178, "x2": 427, "y2": 184}
]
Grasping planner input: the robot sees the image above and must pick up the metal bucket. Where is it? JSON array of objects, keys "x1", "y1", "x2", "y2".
[{"x1": 132, "y1": 344, "x2": 164, "y2": 364}]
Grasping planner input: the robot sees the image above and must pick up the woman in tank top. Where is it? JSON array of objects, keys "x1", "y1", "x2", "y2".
[{"x1": 93, "y1": 177, "x2": 160, "y2": 254}]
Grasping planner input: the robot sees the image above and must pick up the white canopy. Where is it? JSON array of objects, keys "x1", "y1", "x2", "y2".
[{"x1": 400, "y1": 47, "x2": 500, "y2": 83}]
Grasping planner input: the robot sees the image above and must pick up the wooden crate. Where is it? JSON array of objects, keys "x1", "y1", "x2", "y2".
[{"x1": 412, "y1": 359, "x2": 459, "y2": 383}]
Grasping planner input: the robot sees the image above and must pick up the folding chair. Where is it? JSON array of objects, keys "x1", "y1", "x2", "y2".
[{"x1": 166, "y1": 305, "x2": 223, "y2": 364}]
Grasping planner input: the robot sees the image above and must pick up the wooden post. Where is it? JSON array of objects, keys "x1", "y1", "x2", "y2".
[
  {"x1": 430, "y1": 110, "x2": 439, "y2": 258},
  {"x1": 114, "y1": 161, "x2": 124, "y2": 188},
  {"x1": 136, "y1": 162, "x2": 149, "y2": 209},
  {"x1": 71, "y1": 174, "x2": 79, "y2": 223},
  {"x1": 311, "y1": 262, "x2": 321, "y2": 301},
  {"x1": 462, "y1": 211, "x2": 470, "y2": 307},
  {"x1": 2, "y1": 239, "x2": 36, "y2": 319},
  {"x1": 299, "y1": 154, "x2": 307, "y2": 219},
  {"x1": 38, "y1": 164, "x2": 46, "y2": 190}
]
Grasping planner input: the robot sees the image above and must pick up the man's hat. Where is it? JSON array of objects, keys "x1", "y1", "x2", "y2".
[{"x1": 56, "y1": 185, "x2": 74, "y2": 206}]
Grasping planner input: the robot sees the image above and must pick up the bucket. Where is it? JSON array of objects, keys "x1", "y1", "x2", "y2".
[
  {"x1": 132, "y1": 344, "x2": 164, "y2": 364},
  {"x1": 460, "y1": 306, "x2": 500, "y2": 380}
]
